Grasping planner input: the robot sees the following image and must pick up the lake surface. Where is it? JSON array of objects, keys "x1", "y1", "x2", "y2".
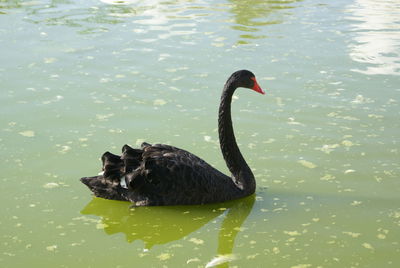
[{"x1": 1, "y1": 0, "x2": 399, "y2": 267}]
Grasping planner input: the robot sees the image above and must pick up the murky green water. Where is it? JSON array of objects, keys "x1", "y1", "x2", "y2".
[{"x1": 1, "y1": 0, "x2": 399, "y2": 267}]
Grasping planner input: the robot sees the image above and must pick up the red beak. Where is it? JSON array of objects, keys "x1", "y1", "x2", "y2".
[{"x1": 251, "y1": 77, "x2": 265, "y2": 95}]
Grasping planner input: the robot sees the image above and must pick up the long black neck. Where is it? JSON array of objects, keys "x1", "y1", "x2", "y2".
[{"x1": 218, "y1": 78, "x2": 255, "y2": 196}]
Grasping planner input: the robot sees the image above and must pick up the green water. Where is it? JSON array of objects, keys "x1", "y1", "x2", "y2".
[{"x1": 1, "y1": 0, "x2": 399, "y2": 267}]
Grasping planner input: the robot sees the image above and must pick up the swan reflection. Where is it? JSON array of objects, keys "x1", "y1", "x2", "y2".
[
  {"x1": 81, "y1": 195, "x2": 255, "y2": 261},
  {"x1": 346, "y1": 0, "x2": 400, "y2": 75}
]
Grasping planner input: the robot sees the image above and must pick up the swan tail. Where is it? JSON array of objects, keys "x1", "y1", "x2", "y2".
[
  {"x1": 80, "y1": 143, "x2": 152, "y2": 201},
  {"x1": 80, "y1": 176, "x2": 128, "y2": 201},
  {"x1": 121, "y1": 144, "x2": 143, "y2": 173},
  {"x1": 101, "y1": 151, "x2": 123, "y2": 182},
  {"x1": 121, "y1": 144, "x2": 152, "y2": 191}
]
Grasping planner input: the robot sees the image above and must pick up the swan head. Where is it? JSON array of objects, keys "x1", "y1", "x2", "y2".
[{"x1": 229, "y1": 70, "x2": 265, "y2": 95}]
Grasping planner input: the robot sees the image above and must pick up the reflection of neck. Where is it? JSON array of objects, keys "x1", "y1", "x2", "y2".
[{"x1": 216, "y1": 195, "x2": 255, "y2": 263}]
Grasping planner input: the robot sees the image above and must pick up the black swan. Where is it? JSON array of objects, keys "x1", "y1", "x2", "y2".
[{"x1": 80, "y1": 70, "x2": 265, "y2": 206}]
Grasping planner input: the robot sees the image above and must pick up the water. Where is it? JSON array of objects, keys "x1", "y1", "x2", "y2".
[{"x1": 1, "y1": 0, "x2": 399, "y2": 267}]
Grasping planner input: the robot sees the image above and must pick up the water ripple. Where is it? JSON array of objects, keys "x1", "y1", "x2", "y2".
[{"x1": 346, "y1": 0, "x2": 400, "y2": 75}]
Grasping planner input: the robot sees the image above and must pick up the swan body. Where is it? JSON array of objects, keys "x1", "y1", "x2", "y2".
[{"x1": 81, "y1": 70, "x2": 264, "y2": 206}]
